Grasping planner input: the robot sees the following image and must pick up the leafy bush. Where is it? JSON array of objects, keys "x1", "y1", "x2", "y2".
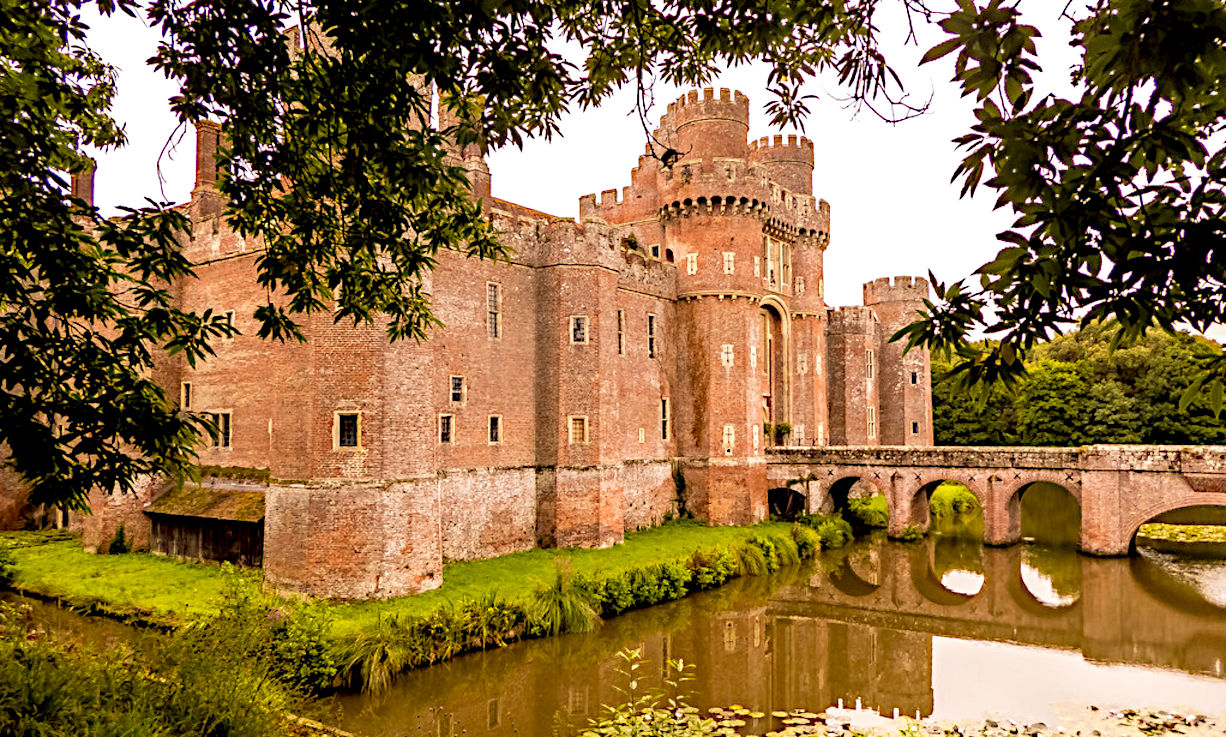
[
  {"x1": 268, "y1": 603, "x2": 336, "y2": 694},
  {"x1": 895, "y1": 525, "x2": 925, "y2": 542},
  {"x1": 797, "y1": 512, "x2": 855, "y2": 549},
  {"x1": 734, "y1": 542, "x2": 767, "y2": 576},
  {"x1": 106, "y1": 525, "x2": 129, "y2": 555},
  {"x1": 529, "y1": 558, "x2": 600, "y2": 636},
  {"x1": 773, "y1": 533, "x2": 801, "y2": 567},
  {"x1": 847, "y1": 495, "x2": 890, "y2": 529},
  {"x1": 791, "y1": 524, "x2": 821, "y2": 559},
  {"x1": 750, "y1": 535, "x2": 781, "y2": 572},
  {"x1": 930, "y1": 482, "x2": 980, "y2": 518},
  {"x1": 686, "y1": 547, "x2": 737, "y2": 591},
  {"x1": 0, "y1": 544, "x2": 14, "y2": 588}
]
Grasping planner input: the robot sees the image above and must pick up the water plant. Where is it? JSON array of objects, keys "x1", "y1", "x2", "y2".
[
  {"x1": 529, "y1": 558, "x2": 600, "y2": 636},
  {"x1": 846, "y1": 495, "x2": 890, "y2": 529},
  {"x1": 734, "y1": 541, "x2": 768, "y2": 576},
  {"x1": 895, "y1": 525, "x2": 925, "y2": 542},
  {"x1": 796, "y1": 512, "x2": 855, "y2": 549}
]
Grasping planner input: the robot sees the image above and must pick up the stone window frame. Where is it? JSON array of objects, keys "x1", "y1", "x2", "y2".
[
  {"x1": 720, "y1": 343, "x2": 734, "y2": 367},
  {"x1": 333, "y1": 410, "x2": 362, "y2": 450},
  {"x1": 487, "y1": 698, "x2": 501, "y2": 729},
  {"x1": 650, "y1": 244, "x2": 661, "y2": 259},
  {"x1": 567, "y1": 415, "x2": 590, "y2": 445},
  {"x1": 815, "y1": 351, "x2": 823, "y2": 375},
  {"x1": 866, "y1": 348, "x2": 875, "y2": 379},
  {"x1": 867, "y1": 406, "x2": 877, "y2": 439},
  {"x1": 721, "y1": 423, "x2": 736, "y2": 454},
  {"x1": 911, "y1": 370, "x2": 919, "y2": 385},
  {"x1": 685, "y1": 253, "x2": 698, "y2": 275},
  {"x1": 486, "y1": 282, "x2": 502, "y2": 340},
  {"x1": 794, "y1": 423, "x2": 806, "y2": 444},
  {"x1": 449, "y1": 375, "x2": 466, "y2": 405},
  {"x1": 753, "y1": 255, "x2": 761, "y2": 277},
  {"x1": 208, "y1": 409, "x2": 232, "y2": 449},
  {"x1": 912, "y1": 421, "x2": 920, "y2": 435},
  {"x1": 722, "y1": 251, "x2": 735, "y2": 274},
  {"x1": 660, "y1": 397, "x2": 670, "y2": 441},
  {"x1": 647, "y1": 313, "x2": 657, "y2": 358},
  {"x1": 637, "y1": 427, "x2": 645, "y2": 444},
  {"x1": 438, "y1": 413, "x2": 455, "y2": 444},
  {"x1": 180, "y1": 381, "x2": 192, "y2": 409},
  {"x1": 570, "y1": 315, "x2": 589, "y2": 344},
  {"x1": 797, "y1": 276, "x2": 805, "y2": 294},
  {"x1": 488, "y1": 415, "x2": 502, "y2": 445},
  {"x1": 817, "y1": 421, "x2": 825, "y2": 445}
]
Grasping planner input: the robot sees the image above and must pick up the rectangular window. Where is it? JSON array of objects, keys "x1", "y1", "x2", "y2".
[
  {"x1": 723, "y1": 251, "x2": 735, "y2": 274},
  {"x1": 488, "y1": 415, "x2": 502, "y2": 444},
  {"x1": 753, "y1": 256, "x2": 761, "y2": 277},
  {"x1": 685, "y1": 253, "x2": 698, "y2": 275},
  {"x1": 486, "y1": 282, "x2": 501, "y2": 339},
  {"x1": 781, "y1": 242, "x2": 792, "y2": 287},
  {"x1": 487, "y1": 698, "x2": 501, "y2": 729},
  {"x1": 617, "y1": 309, "x2": 625, "y2": 355},
  {"x1": 815, "y1": 352, "x2": 822, "y2": 375},
  {"x1": 720, "y1": 343, "x2": 734, "y2": 367},
  {"x1": 337, "y1": 412, "x2": 360, "y2": 448},
  {"x1": 647, "y1": 314, "x2": 656, "y2": 358},
  {"x1": 797, "y1": 276, "x2": 805, "y2": 294},
  {"x1": 650, "y1": 244, "x2": 661, "y2": 259},
  {"x1": 181, "y1": 381, "x2": 192, "y2": 409},
  {"x1": 210, "y1": 412, "x2": 232, "y2": 448},
  {"x1": 439, "y1": 414, "x2": 454, "y2": 444},
  {"x1": 568, "y1": 416, "x2": 589, "y2": 444},
  {"x1": 867, "y1": 406, "x2": 877, "y2": 439},
  {"x1": 912, "y1": 421, "x2": 920, "y2": 435},
  {"x1": 449, "y1": 375, "x2": 465, "y2": 404},
  {"x1": 749, "y1": 345, "x2": 757, "y2": 369},
  {"x1": 866, "y1": 348, "x2": 875, "y2": 379},
  {"x1": 911, "y1": 370, "x2": 919, "y2": 385},
  {"x1": 795, "y1": 424, "x2": 805, "y2": 444},
  {"x1": 660, "y1": 397, "x2": 670, "y2": 441},
  {"x1": 817, "y1": 422, "x2": 825, "y2": 445},
  {"x1": 638, "y1": 427, "x2": 645, "y2": 444},
  {"x1": 570, "y1": 315, "x2": 588, "y2": 344}
]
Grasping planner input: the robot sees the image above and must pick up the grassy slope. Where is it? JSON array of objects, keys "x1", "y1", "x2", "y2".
[{"x1": 2, "y1": 520, "x2": 793, "y2": 635}]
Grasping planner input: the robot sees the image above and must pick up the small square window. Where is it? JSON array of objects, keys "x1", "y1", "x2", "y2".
[
  {"x1": 912, "y1": 421, "x2": 920, "y2": 435},
  {"x1": 570, "y1": 316, "x2": 588, "y2": 344},
  {"x1": 450, "y1": 375, "x2": 465, "y2": 404},
  {"x1": 489, "y1": 415, "x2": 502, "y2": 444},
  {"x1": 181, "y1": 381, "x2": 192, "y2": 409},
  {"x1": 650, "y1": 244, "x2": 661, "y2": 258},
  {"x1": 338, "y1": 413, "x2": 360, "y2": 448},
  {"x1": 568, "y1": 416, "x2": 589, "y2": 444},
  {"x1": 439, "y1": 414, "x2": 454, "y2": 444}
]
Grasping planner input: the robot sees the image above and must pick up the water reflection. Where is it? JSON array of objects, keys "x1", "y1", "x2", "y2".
[{"x1": 330, "y1": 536, "x2": 1226, "y2": 736}]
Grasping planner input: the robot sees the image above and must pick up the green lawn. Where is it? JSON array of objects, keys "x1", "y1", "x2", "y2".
[{"x1": 2, "y1": 520, "x2": 793, "y2": 636}]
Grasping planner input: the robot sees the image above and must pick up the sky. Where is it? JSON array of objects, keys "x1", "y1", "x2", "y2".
[{"x1": 80, "y1": 3, "x2": 1104, "y2": 316}]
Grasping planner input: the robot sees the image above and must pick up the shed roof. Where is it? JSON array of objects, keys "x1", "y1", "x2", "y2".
[{"x1": 146, "y1": 486, "x2": 265, "y2": 523}]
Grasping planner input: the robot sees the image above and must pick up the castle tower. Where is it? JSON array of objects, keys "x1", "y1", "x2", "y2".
[
  {"x1": 656, "y1": 89, "x2": 767, "y2": 524},
  {"x1": 863, "y1": 277, "x2": 933, "y2": 445},
  {"x1": 826, "y1": 306, "x2": 880, "y2": 446},
  {"x1": 749, "y1": 135, "x2": 814, "y2": 196}
]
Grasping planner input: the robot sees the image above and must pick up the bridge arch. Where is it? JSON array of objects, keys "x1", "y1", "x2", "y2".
[
  {"x1": 1126, "y1": 498, "x2": 1226, "y2": 555},
  {"x1": 896, "y1": 473, "x2": 988, "y2": 534}
]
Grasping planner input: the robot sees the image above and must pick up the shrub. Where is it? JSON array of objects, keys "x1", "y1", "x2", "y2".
[
  {"x1": 750, "y1": 535, "x2": 781, "y2": 572},
  {"x1": 686, "y1": 547, "x2": 737, "y2": 590},
  {"x1": 846, "y1": 495, "x2": 890, "y2": 529},
  {"x1": 529, "y1": 558, "x2": 600, "y2": 636},
  {"x1": 773, "y1": 533, "x2": 801, "y2": 567},
  {"x1": 930, "y1": 482, "x2": 980, "y2": 518},
  {"x1": 734, "y1": 542, "x2": 767, "y2": 576},
  {"x1": 0, "y1": 544, "x2": 14, "y2": 588},
  {"x1": 791, "y1": 524, "x2": 821, "y2": 559},
  {"x1": 797, "y1": 512, "x2": 854, "y2": 549},
  {"x1": 268, "y1": 604, "x2": 336, "y2": 694},
  {"x1": 895, "y1": 525, "x2": 925, "y2": 542},
  {"x1": 106, "y1": 525, "x2": 130, "y2": 555}
]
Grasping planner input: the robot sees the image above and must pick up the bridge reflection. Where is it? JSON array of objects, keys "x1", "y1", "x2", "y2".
[{"x1": 335, "y1": 538, "x2": 1226, "y2": 737}]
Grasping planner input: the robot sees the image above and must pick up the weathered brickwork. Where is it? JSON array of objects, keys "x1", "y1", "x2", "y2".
[{"x1": 1, "y1": 88, "x2": 937, "y2": 599}]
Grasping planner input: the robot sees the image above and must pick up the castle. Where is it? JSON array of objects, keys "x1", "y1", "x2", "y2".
[{"x1": 16, "y1": 88, "x2": 934, "y2": 600}]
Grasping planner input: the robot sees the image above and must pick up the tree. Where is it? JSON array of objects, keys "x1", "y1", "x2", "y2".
[
  {"x1": 896, "y1": 0, "x2": 1226, "y2": 411},
  {"x1": 932, "y1": 358, "x2": 1017, "y2": 445},
  {"x1": 4, "y1": 0, "x2": 915, "y2": 510}
]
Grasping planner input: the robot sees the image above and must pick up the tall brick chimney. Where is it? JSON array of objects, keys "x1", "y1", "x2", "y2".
[
  {"x1": 192, "y1": 120, "x2": 225, "y2": 220},
  {"x1": 70, "y1": 159, "x2": 95, "y2": 206}
]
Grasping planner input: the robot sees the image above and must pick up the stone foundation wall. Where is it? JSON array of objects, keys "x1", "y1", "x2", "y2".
[
  {"x1": 80, "y1": 476, "x2": 166, "y2": 552},
  {"x1": 439, "y1": 466, "x2": 537, "y2": 561},
  {"x1": 621, "y1": 460, "x2": 677, "y2": 530}
]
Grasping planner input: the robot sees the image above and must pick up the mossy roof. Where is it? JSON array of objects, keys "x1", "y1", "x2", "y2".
[{"x1": 146, "y1": 486, "x2": 265, "y2": 523}]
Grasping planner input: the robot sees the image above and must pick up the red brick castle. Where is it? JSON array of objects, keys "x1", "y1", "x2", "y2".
[{"x1": 33, "y1": 88, "x2": 934, "y2": 600}]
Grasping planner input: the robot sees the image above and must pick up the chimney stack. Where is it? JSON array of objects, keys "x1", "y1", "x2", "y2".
[
  {"x1": 71, "y1": 159, "x2": 95, "y2": 206},
  {"x1": 194, "y1": 120, "x2": 222, "y2": 191}
]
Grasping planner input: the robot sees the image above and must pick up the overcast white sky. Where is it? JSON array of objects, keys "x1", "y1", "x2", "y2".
[{"x1": 82, "y1": 3, "x2": 1091, "y2": 313}]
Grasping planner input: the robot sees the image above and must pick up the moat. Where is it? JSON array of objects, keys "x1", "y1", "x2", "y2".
[{"x1": 331, "y1": 487, "x2": 1226, "y2": 736}]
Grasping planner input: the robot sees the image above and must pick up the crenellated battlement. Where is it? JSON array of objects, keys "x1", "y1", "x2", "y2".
[
  {"x1": 666, "y1": 87, "x2": 750, "y2": 128},
  {"x1": 827, "y1": 305, "x2": 878, "y2": 335},
  {"x1": 749, "y1": 134, "x2": 815, "y2": 156},
  {"x1": 862, "y1": 275, "x2": 931, "y2": 306}
]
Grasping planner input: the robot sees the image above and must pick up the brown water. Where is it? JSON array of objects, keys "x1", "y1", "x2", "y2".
[{"x1": 331, "y1": 485, "x2": 1226, "y2": 736}]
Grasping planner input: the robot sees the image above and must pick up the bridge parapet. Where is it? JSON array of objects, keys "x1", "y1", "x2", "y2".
[{"x1": 769, "y1": 445, "x2": 1226, "y2": 475}]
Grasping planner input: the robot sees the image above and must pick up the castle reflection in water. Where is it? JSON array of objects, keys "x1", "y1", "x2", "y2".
[{"x1": 335, "y1": 535, "x2": 1226, "y2": 736}]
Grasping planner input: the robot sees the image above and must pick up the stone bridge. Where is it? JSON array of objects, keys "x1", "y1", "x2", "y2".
[{"x1": 766, "y1": 445, "x2": 1226, "y2": 555}]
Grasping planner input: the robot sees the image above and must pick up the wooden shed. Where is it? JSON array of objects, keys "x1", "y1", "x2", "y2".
[{"x1": 145, "y1": 486, "x2": 265, "y2": 567}]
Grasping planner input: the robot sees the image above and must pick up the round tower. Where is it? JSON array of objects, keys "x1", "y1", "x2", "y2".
[
  {"x1": 666, "y1": 88, "x2": 750, "y2": 163},
  {"x1": 749, "y1": 135, "x2": 815, "y2": 195},
  {"x1": 862, "y1": 276, "x2": 933, "y2": 446}
]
